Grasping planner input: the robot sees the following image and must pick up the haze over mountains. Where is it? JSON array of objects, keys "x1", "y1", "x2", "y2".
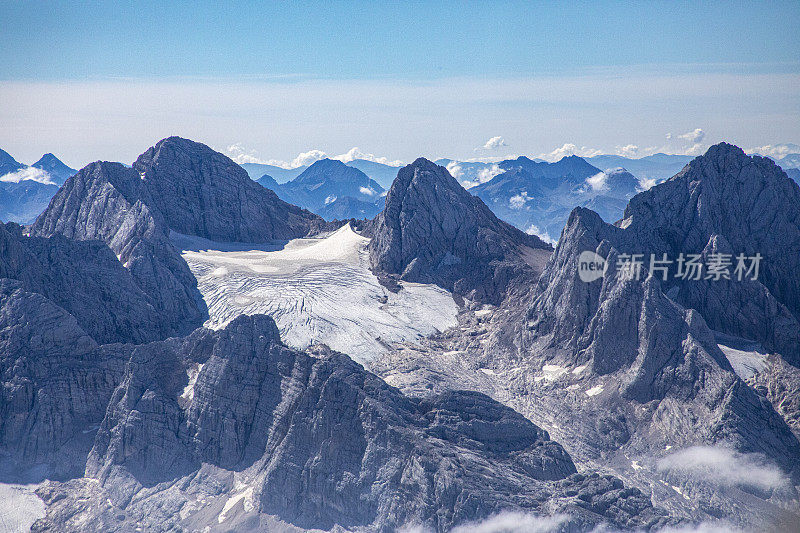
[
  {"x1": 0, "y1": 150, "x2": 75, "y2": 223},
  {"x1": 0, "y1": 136, "x2": 799, "y2": 532},
  {"x1": 257, "y1": 158, "x2": 386, "y2": 220}
]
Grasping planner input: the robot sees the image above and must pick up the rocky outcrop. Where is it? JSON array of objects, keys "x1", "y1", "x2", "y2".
[
  {"x1": 133, "y1": 137, "x2": 322, "y2": 242},
  {"x1": 0, "y1": 222, "x2": 172, "y2": 344},
  {"x1": 519, "y1": 200, "x2": 800, "y2": 478},
  {"x1": 31, "y1": 137, "x2": 326, "y2": 340},
  {"x1": 369, "y1": 158, "x2": 551, "y2": 304},
  {"x1": 617, "y1": 143, "x2": 800, "y2": 363},
  {"x1": 30, "y1": 161, "x2": 206, "y2": 338},
  {"x1": 21, "y1": 314, "x2": 667, "y2": 532},
  {"x1": 0, "y1": 279, "x2": 126, "y2": 477}
]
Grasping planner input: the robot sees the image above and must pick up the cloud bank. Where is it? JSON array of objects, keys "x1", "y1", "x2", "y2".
[
  {"x1": 748, "y1": 142, "x2": 800, "y2": 159},
  {"x1": 0, "y1": 167, "x2": 55, "y2": 185},
  {"x1": 481, "y1": 136, "x2": 508, "y2": 150},
  {"x1": 226, "y1": 144, "x2": 403, "y2": 169},
  {"x1": 656, "y1": 445, "x2": 788, "y2": 491}
]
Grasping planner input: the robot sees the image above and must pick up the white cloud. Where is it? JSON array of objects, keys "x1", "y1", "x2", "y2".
[
  {"x1": 226, "y1": 143, "x2": 323, "y2": 169},
  {"x1": 477, "y1": 164, "x2": 502, "y2": 184},
  {"x1": 228, "y1": 144, "x2": 403, "y2": 169},
  {"x1": 616, "y1": 144, "x2": 640, "y2": 157},
  {"x1": 526, "y1": 224, "x2": 557, "y2": 245},
  {"x1": 585, "y1": 171, "x2": 609, "y2": 192},
  {"x1": 481, "y1": 136, "x2": 508, "y2": 150},
  {"x1": 359, "y1": 186, "x2": 376, "y2": 196},
  {"x1": 0, "y1": 166, "x2": 55, "y2": 185},
  {"x1": 333, "y1": 147, "x2": 403, "y2": 166},
  {"x1": 450, "y1": 512, "x2": 569, "y2": 533},
  {"x1": 664, "y1": 128, "x2": 708, "y2": 156},
  {"x1": 747, "y1": 142, "x2": 800, "y2": 159},
  {"x1": 226, "y1": 143, "x2": 265, "y2": 164},
  {"x1": 324, "y1": 195, "x2": 337, "y2": 205},
  {"x1": 539, "y1": 143, "x2": 603, "y2": 162},
  {"x1": 448, "y1": 160, "x2": 503, "y2": 188},
  {"x1": 637, "y1": 176, "x2": 660, "y2": 191},
  {"x1": 509, "y1": 191, "x2": 531, "y2": 210},
  {"x1": 446, "y1": 161, "x2": 463, "y2": 179},
  {"x1": 656, "y1": 445, "x2": 789, "y2": 491},
  {"x1": 291, "y1": 149, "x2": 327, "y2": 168},
  {"x1": 677, "y1": 128, "x2": 706, "y2": 144}
]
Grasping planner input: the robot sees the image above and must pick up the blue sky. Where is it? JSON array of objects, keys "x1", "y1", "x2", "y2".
[{"x1": 1, "y1": 1, "x2": 799, "y2": 167}]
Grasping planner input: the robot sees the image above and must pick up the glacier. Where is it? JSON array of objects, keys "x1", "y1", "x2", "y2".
[{"x1": 172, "y1": 223, "x2": 459, "y2": 363}]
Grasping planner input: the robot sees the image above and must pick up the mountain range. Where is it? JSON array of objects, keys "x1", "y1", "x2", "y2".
[
  {"x1": 257, "y1": 158, "x2": 386, "y2": 220},
  {"x1": 373, "y1": 144, "x2": 800, "y2": 531},
  {"x1": 0, "y1": 150, "x2": 75, "y2": 223},
  {"x1": 470, "y1": 155, "x2": 640, "y2": 243},
  {"x1": 0, "y1": 138, "x2": 798, "y2": 532}
]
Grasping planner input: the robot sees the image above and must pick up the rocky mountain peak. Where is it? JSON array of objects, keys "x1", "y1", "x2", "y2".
[
  {"x1": 621, "y1": 142, "x2": 800, "y2": 342},
  {"x1": 0, "y1": 147, "x2": 25, "y2": 175},
  {"x1": 129, "y1": 136, "x2": 323, "y2": 242},
  {"x1": 32, "y1": 153, "x2": 75, "y2": 180},
  {"x1": 369, "y1": 158, "x2": 551, "y2": 303}
]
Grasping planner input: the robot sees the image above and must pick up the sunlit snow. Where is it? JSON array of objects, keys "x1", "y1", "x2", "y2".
[
  {"x1": 716, "y1": 334, "x2": 768, "y2": 380},
  {"x1": 0, "y1": 483, "x2": 45, "y2": 533},
  {"x1": 173, "y1": 224, "x2": 459, "y2": 363},
  {"x1": 585, "y1": 385, "x2": 604, "y2": 396}
]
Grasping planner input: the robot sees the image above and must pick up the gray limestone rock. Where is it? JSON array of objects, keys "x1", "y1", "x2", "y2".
[
  {"x1": 369, "y1": 158, "x2": 551, "y2": 304},
  {"x1": 28, "y1": 315, "x2": 666, "y2": 532},
  {"x1": 619, "y1": 143, "x2": 800, "y2": 362}
]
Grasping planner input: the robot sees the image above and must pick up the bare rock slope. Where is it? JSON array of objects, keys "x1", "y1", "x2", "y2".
[
  {"x1": 369, "y1": 158, "x2": 551, "y2": 304},
  {"x1": 31, "y1": 137, "x2": 324, "y2": 339}
]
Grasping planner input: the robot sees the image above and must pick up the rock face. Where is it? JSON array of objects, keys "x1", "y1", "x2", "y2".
[
  {"x1": 369, "y1": 158, "x2": 551, "y2": 304},
  {"x1": 368, "y1": 144, "x2": 800, "y2": 531},
  {"x1": 512, "y1": 145, "x2": 800, "y2": 476},
  {"x1": 31, "y1": 137, "x2": 325, "y2": 339},
  {"x1": 0, "y1": 222, "x2": 171, "y2": 344},
  {"x1": 0, "y1": 279, "x2": 126, "y2": 478},
  {"x1": 13, "y1": 314, "x2": 665, "y2": 532},
  {"x1": 133, "y1": 137, "x2": 322, "y2": 242},
  {"x1": 618, "y1": 143, "x2": 800, "y2": 363},
  {"x1": 30, "y1": 160, "x2": 207, "y2": 338}
]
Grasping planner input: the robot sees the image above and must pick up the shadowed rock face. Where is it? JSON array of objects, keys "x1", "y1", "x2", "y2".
[
  {"x1": 0, "y1": 279, "x2": 126, "y2": 478},
  {"x1": 134, "y1": 137, "x2": 323, "y2": 242},
  {"x1": 31, "y1": 160, "x2": 206, "y2": 338},
  {"x1": 369, "y1": 158, "x2": 552, "y2": 304},
  {"x1": 521, "y1": 195, "x2": 800, "y2": 478},
  {"x1": 0, "y1": 222, "x2": 172, "y2": 344},
  {"x1": 6, "y1": 311, "x2": 666, "y2": 532},
  {"x1": 616, "y1": 143, "x2": 800, "y2": 363}
]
